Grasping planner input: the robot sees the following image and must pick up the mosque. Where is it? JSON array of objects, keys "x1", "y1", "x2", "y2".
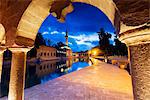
[
  {"x1": 60, "y1": 30, "x2": 73, "y2": 58},
  {"x1": 36, "y1": 30, "x2": 73, "y2": 60}
]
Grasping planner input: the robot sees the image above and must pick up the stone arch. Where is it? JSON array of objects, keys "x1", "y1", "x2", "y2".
[{"x1": 15, "y1": 0, "x2": 120, "y2": 47}]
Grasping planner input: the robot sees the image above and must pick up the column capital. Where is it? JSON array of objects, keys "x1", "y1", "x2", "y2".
[
  {"x1": 0, "y1": 46, "x2": 6, "y2": 53},
  {"x1": 9, "y1": 47, "x2": 32, "y2": 53},
  {"x1": 119, "y1": 23, "x2": 150, "y2": 46}
]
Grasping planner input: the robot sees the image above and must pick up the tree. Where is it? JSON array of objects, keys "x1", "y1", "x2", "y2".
[
  {"x1": 53, "y1": 42, "x2": 65, "y2": 49},
  {"x1": 98, "y1": 28, "x2": 112, "y2": 62},
  {"x1": 114, "y1": 35, "x2": 128, "y2": 56},
  {"x1": 34, "y1": 33, "x2": 46, "y2": 48},
  {"x1": 57, "y1": 42, "x2": 65, "y2": 47},
  {"x1": 27, "y1": 47, "x2": 37, "y2": 58}
]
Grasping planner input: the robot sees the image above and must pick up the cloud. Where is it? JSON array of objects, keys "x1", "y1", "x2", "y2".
[
  {"x1": 69, "y1": 33, "x2": 98, "y2": 48},
  {"x1": 69, "y1": 33, "x2": 99, "y2": 42},
  {"x1": 49, "y1": 31, "x2": 66, "y2": 35},
  {"x1": 61, "y1": 32, "x2": 66, "y2": 35},
  {"x1": 51, "y1": 31, "x2": 59, "y2": 34},
  {"x1": 68, "y1": 42, "x2": 73, "y2": 45},
  {"x1": 76, "y1": 40, "x2": 95, "y2": 47},
  {"x1": 42, "y1": 32, "x2": 49, "y2": 35}
]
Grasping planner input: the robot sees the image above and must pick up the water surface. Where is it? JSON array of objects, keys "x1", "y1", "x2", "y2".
[{"x1": 0, "y1": 58, "x2": 91, "y2": 97}]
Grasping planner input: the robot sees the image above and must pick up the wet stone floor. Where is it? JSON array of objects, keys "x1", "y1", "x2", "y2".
[{"x1": 2, "y1": 59, "x2": 133, "y2": 100}]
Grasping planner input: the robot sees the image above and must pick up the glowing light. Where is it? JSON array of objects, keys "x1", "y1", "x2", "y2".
[
  {"x1": 61, "y1": 68, "x2": 64, "y2": 72},
  {"x1": 93, "y1": 51, "x2": 97, "y2": 55},
  {"x1": 0, "y1": 24, "x2": 5, "y2": 43}
]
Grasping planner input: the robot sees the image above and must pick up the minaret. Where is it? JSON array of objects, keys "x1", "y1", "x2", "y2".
[{"x1": 65, "y1": 30, "x2": 68, "y2": 46}]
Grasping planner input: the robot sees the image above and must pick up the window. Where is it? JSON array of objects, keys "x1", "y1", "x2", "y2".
[{"x1": 40, "y1": 66, "x2": 42, "y2": 70}]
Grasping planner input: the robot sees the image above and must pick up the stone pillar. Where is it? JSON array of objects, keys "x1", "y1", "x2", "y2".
[
  {"x1": 0, "y1": 47, "x2": 5, "y2": 83},
  {"x1": 129, "y1": 43, "x2": 150, "y2": 100},
  {"x1": 119, "y1": 24, "x2": 150, "y2": 100},
  {"x1": 8, "y1": 48, "x2": 30, "y2": 100}
]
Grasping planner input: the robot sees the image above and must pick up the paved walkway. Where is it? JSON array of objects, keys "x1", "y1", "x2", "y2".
[{"x1": 2, "y1": 59, "x2": 133, "y2": 100}]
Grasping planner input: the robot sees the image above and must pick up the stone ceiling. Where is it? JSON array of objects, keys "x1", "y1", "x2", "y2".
[{"x1": 113, "y1": 0, "x2": 149, "y2": 26}]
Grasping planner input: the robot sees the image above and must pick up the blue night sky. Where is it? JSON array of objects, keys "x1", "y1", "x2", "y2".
[{"x1": 38, "y1": 2, "x2": 116, "y2": 52}]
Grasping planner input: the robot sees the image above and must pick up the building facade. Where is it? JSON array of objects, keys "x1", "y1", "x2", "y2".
[
  {"x1": 37, "y1": 46, "x2": 58, "y2": 61},
  {"x1": 76, "y1": 51, "x2": 89, "y2": 58}
]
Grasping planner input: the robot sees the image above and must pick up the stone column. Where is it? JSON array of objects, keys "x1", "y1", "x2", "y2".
[
  {"x1": 119, "y1": 24, "x2": 150, "y2": 100},
  {"x1": 0, "y1": 47, "x2": 5, "y2": 83},
  {"x1": 8, "y1": 48, "x2": 30, "y2": 100}
]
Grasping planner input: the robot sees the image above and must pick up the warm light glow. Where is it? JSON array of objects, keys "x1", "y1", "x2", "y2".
[
  {"x1": 91, "y1": 48, "x2": 99, "y2": 56},
  {"x1": 88, "y1": 50, "x2": 91, "y2": 54},
  {"x1": 0, "y1": 24, "x2": 5, "y2": 43},
  {"x1": 93, "y1": 51, "x2": 97, "y2": 55},
  {"x1": 61, "y1": 68, "x2": 64, "y2": 72}
]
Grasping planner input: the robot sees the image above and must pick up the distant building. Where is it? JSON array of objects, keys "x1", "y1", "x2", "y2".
[
  {"x1": 56, "y1": 48, "x2": 66, "y2": 57},
  {"x1": 36, "y1": 31, "x2": 73, "y2": 60},
  {"x1": 72, "y1": 52, "x2": 78, "y2": 57},
  {"x1": 61, "y1": 45, "x2": 72, "y2": 58},
  {"x1": 37, "y1": 45, "x2": 58, "y2": 61},
  {"x1": 76, "y1": 51, "x2": 88, "y2": 58}
]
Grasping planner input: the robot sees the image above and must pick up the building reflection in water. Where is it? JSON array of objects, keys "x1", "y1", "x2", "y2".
[{"x1": 0, "y1": 58, "x2": 90, "y2": 98}]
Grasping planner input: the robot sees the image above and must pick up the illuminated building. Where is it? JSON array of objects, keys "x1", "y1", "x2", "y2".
[
  {"x1": 37, "y1": 45, "x2": 58, "y2": 61},
  {"x1": 61, "y1": 31, "x2": 73, "y2": 58}
]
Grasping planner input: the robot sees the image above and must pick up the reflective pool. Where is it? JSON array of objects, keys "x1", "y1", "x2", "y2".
[{"x1": 0, "y1": 58, "x2": 91, "y2": 97}]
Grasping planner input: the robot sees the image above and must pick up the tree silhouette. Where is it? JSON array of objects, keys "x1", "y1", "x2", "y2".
[
  {"x1": 34, "y1": 33, "x2": 46, "y2": 48},
  {"x1": 57, "y1": 42, "x2": 65, "y2": 47},
  {"x1": 98, "y1": 28, "x2": 112, "y2": 60},
  {"x1": 114, "y1": 35, "x2": 128, "y2": 56},
  {"x1": 27, "y1": 47, "x2": 37, "y2": 58},
  {"x1": 53, "y1": 42, "x2": 65, "y2": 49}
]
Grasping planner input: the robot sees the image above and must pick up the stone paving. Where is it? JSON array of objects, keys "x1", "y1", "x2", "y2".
[{"x1": 2, "y1": 59, "x2": 133, "y2": 100}]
